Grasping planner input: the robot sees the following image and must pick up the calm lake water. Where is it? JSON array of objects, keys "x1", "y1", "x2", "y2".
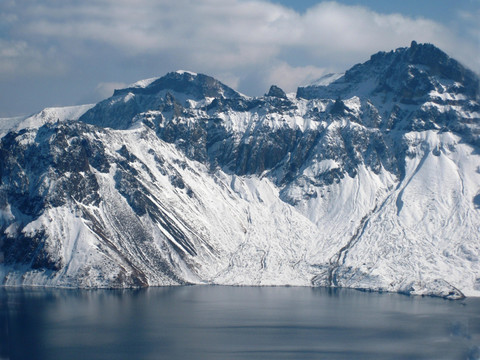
[{"x1": 1, "y1": 286, "x2": 479, "y2": 360}]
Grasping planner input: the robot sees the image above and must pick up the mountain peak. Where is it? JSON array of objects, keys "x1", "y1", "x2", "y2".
[
  {"x1": 80, "y1": 71, "x2": 243, "y2": 129},
  {"x1": 266, "y1": 85, "x2": 287, "y2": 98},
  {"x1": 113, "y1": 71, "x2": 240, "y2": 100},
  {"x1": 174, "y1": 70, "x2": 198, "y2": 76},
  {"x1": 365, "y1": 41, "x2": 477, "y2": 87},
  {"x1": 125, "y1": 71, "x2": 197, "y2": 90},
  {"x1": 297, "y1": 41, "x2": 479, "y2": 102}
]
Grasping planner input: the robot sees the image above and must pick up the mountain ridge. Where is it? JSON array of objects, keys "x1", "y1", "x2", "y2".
[{"x1": 1, "y1": 42, "x2": 479, "y2": 299}]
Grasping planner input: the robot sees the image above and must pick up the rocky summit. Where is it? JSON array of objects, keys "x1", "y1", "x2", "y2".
[{"x1": 1, "y1": 42, "x2": 479, "y2": 299}]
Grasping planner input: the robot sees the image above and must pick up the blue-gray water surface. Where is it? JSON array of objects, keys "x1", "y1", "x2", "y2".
[{"x1": 1, "y1": 286, "x2": 479, "y2": 360}]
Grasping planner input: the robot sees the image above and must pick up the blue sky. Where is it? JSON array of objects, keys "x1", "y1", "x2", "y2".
[{"x1": 0, "y1": 0, "x2": 478, "y2": 117}]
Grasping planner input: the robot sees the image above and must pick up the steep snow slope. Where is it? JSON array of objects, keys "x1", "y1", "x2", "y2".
[
  {"x1": 307, "y1": 130, "x2": 480, "y2": 297},
  {"x1": 1, "y1": 42, "x2": 479, "y2": 298},
  {"x1": 0, "y1": 122, "x2": 324, "y2": 288}
]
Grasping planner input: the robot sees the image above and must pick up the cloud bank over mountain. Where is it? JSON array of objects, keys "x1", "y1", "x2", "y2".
[{"x1": 0, "y1": 0, "x2": 478, "y2": 116}]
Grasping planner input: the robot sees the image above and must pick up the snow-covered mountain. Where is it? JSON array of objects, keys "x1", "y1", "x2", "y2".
[
  {"x1": 0, "y1": 104, "x2": 95, "y2": 138},
  {"x1": 1, "y1": 42, "x2": 479, "y2": 299}
]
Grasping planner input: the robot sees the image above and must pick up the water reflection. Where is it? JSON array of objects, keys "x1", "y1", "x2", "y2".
[{"x1": 1, "y1": 286, "x2": 479, "y2": 359}]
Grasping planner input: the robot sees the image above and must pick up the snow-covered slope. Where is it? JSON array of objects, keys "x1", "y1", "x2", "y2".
[
  {"x1": 0, "y1": 122, "x2": 323, "y2": 288},
  {"x1": 1, "y1": 42, "x2": 479, "y2": 298},
  {"x1": 0, "y1": 104, "x2": 94, "y2": 138}
]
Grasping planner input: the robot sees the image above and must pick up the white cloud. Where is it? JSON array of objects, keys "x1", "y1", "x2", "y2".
[
  {"x1": 0, "y1": 0, "x2": 478, "y2": 115},
  {"x1": 95, "y1": 82, "x2": 128, "y2": 99},
  {"x1": 0, "y1": 39, "x2": 66, "y2": 79},
  {"x1": 266, "y1": 63, "x2": 329, "y2": 93},
  {"x1": 17, "y1": 1, "x2": 477, "y2": 70},
  {"x1": 298, "y1": 3, "x2": 457, "y2": 60},
  {"x1": 454, "y1": 7, "x2": 480, "y2": 72}
]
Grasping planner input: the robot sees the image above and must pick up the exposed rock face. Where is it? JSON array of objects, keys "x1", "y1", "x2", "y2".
[
  {"x1": 80, "y1": 71, "x2": 242, "y2": 130},
  {"x1": 266, "y1": 85, "x2": 288, "y2": 99},
  {"x1": 1, "y1": 43, "x2": 479, "y2": 299},
  {"x1": 297, "y1": 41, "x2": 480, "y2": 146}
]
